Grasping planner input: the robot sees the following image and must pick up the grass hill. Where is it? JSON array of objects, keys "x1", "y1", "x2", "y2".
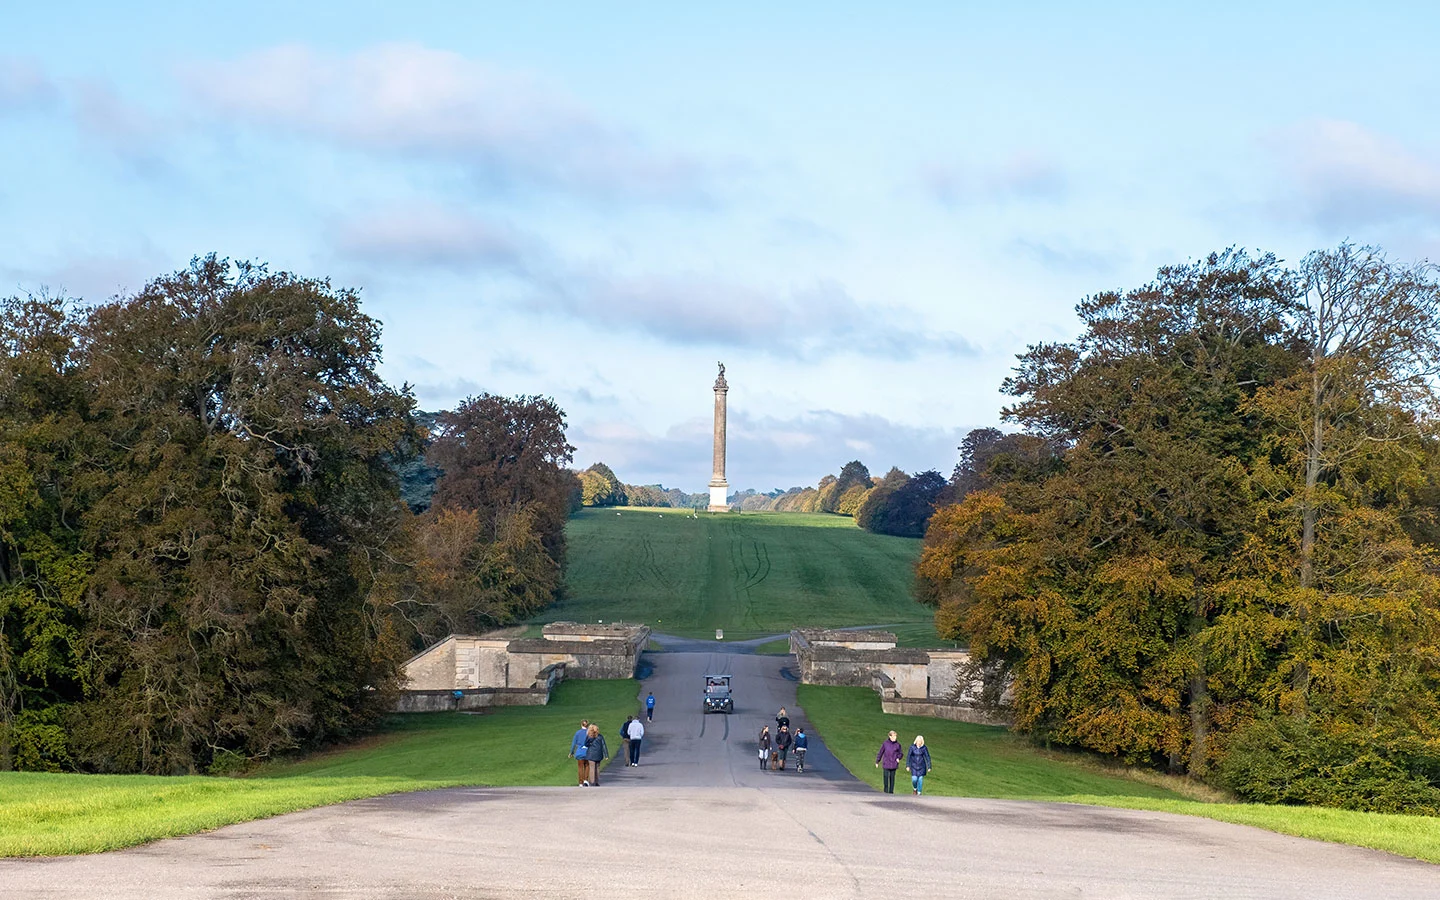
[{"x1": 549, "y1": 508, "x2": 941, "y2": 641}]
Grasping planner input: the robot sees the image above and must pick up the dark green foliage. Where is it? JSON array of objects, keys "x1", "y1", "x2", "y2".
[
  {"x1": 1218, "y1": 717, "x2": 1440, "y2": 814},
  {"x1": 394, "y1": 411, "x2": 444, "y2": 513},
  {"x1": 1, "y1": 258, "x2": 418, "y2": 773},
  {"x1": 857, "y1": 469, "x2": 946, "y2": 537}
]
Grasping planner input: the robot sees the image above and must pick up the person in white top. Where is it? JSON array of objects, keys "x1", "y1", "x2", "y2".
[{"x1": 627, "y1": 717, "x2": 645, "y2": 766}]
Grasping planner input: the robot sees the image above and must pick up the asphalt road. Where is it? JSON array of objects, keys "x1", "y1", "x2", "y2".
[
  {"x1": 613, "y1": 636, "x2": 860, "y2": 789},
  {"x1": 3, "y1": 641, "x2": 1438, "y2": 898}
]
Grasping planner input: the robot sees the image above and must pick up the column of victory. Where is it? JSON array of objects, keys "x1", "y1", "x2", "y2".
[{"x1": 708, "y1": 362, "x2": 729, "y2": 511}]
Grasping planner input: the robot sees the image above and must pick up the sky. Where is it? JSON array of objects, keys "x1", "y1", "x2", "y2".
[{"x1": 3, "y1": 2, "x2": 1438, "y2": 493}]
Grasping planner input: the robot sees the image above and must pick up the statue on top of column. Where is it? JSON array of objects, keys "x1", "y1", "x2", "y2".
[{"x1": 715, "y1": 361, "x2": 727, "y2": 390}]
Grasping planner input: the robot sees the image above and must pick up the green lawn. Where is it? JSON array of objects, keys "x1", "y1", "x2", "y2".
[
  {"x1": 0, "y1": 679, "x2": 637, "y2": 857},
  {"x1": 552, "y1": 508, "x2": 935, "y2": 639},
  {"x1": 753, "y1": 637, "x2": 792, "y2": 655},
  {"x1": 801, "y1": 684, "x2": 1440, "y2": 865}
]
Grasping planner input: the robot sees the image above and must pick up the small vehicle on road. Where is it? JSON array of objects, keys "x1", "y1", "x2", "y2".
[{"x1": 703, "y1": 674, "x2": 733, "y2": 714}]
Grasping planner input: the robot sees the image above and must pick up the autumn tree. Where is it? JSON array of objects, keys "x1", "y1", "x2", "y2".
[
  {"x1": 427, "y1": 393, "x2": 576, "y2": 566},
  {"x1": 820, "y1": 461, "x2": 871, "y2": 513},
  {"x1": 578, "y1": 462, "x2": 626, "y2": 507},
  {"x1": 919, "y1": 246, "x2": 1440, "y2": 811},
  {"x1": 921, "y1": 250, "x2": 1297, "y2": 772}
]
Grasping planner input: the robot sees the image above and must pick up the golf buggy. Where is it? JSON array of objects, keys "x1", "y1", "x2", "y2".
[{"x1": 703, "y1": 674, "x2": 733, "y2": 714}]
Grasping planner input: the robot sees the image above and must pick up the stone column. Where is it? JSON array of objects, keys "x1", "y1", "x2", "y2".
[{"x1": 708, "y1": 362, "x2": 729, "y2": 511}]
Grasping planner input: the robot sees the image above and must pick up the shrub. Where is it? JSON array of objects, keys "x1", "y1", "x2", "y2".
[
  {"x1": 1217, "y1": 716, "x2": 1440, "y2": 815},
  {"x1": 6, "y1": 706, "x2": 74, "y2": 772}
]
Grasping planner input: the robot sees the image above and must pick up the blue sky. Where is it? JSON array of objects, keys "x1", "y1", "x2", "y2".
[{"x1": 3, "y1": 3, "x2": 1438, "y2": 491}]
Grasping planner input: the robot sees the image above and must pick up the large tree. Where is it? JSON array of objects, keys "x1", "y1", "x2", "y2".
[
  {"x1": 919, "y1": 247, "x2": 1440, "y2": 809},
  {"x1": 72, "y1": 256, "x2": 415, "y2": 773}
]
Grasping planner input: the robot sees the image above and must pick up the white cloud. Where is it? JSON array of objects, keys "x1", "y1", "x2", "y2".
[
  {"x1": 184, "y1": 43, "x2": 711, "y2": 201},
  {"x1": 2, "y1": 250, "x2": 166, "y2": 301},
  {"x1": 328, "y1": 202, "x2": 978, "y2": 361},
  {"x1": 1268, "y1": 120, "x2": 1440, "y2": 229},
  {"x1": 333, "y1": 203, "x2": 529, "y2": 271}
]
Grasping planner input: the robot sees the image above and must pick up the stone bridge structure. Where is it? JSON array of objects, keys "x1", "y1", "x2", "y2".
[{"x1": 395, "y1": 621, "x2": 650, "y2": 712}]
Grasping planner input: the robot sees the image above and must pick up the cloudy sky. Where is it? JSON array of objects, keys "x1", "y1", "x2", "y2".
[{"x1": 3, "y1": 3, "x2": 1437, "y2": 492}]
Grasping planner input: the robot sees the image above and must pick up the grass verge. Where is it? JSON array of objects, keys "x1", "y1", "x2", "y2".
[
  {"x1": 800, "y1": 684, "x2": 1440, "y2": 865},
  {"x1": 0, "y1": 679, "x2": 637, "y2": 857},
  {"x1": 753, "y1": 638, "x2": 792, "y2": 655}
]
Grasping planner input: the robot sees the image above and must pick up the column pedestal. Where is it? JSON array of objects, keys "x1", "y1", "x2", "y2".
[{"x1": 708, "y1": 482, "x2": 729, "y2": 512}]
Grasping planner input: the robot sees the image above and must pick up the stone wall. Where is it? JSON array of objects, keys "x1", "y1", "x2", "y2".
[
  {"x1": 395, "y1": 623, "x2": 649, "y2": 711},
  {"x1": 879, "y1": 697, "x2": 1011, "y2": 727},
  {"x1": 791, "y1": 628, "x2": 1010, "y2": 726}
]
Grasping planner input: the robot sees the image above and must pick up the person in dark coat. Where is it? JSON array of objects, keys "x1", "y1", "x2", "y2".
[
  {"x1": 906, "y1": 735, "x2": 933, "y2": 795},
  {"x1": 620, "y1": 715, "x2": 633, "y2": 763},
  {"x1": 583, "y1": 724, "x2": 608, "y2": 786},
  {"x1": 774, "y1": 725, "x2": 793, "y2": 770},
  {"x1": 775, "y1": 707, "x2": 790, "y2": 733},
  {"x1": 875, "y1": 730, "x2": 903, "y2": 793},
  {"x1": 758, "y1": 726, "x2": 772, "y2": 770}
]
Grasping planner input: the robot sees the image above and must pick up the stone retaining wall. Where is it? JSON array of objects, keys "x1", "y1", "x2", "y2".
[
  {"x1": 395, "y1": 623, "x2": 648, "y2": 711},
  {"x1": 793, "y1": 628, "x2": 1011, "y2": 726}
]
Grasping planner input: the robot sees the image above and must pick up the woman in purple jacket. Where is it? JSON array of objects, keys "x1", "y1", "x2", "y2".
[{"x1": 875, "y1": 730, "x2": 903, "y2": 793}]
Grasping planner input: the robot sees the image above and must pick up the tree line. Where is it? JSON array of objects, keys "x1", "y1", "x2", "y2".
[
  {"x1": 917, "y1": 245, "x2": 1440, "y2": 813},
  {"x1": 576, "y1": 462, "x2": 707, "y2": 510},
  {"x1": 0, "y1": 256, "x2": 577, "y2": 774},
  {"x1": 728, "y1": 460, "x2": 948, "y2": 539}
]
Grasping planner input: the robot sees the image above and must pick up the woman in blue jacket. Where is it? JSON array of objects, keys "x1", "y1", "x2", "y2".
[{"x1": 905, "y1": 735, "x2": 932, "y2": 795}]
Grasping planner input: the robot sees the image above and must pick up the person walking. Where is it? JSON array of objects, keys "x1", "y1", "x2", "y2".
[
  {"x1": 775, "y1": 707, "x2": 790, "y2": 734},
  {"x1": 774, "y1": 725, "x2": 793, "y2": 770},
  {"x1": 758, "y1": 726, "x2": 772, "y2": 770},
  {"x1": 793, "y1": 727, "x2": 809, "y2": 772},
  {"x1": 620, "y1": 716, "x2": 633, "y2": 764},
  {"x1": 569, "y1": 719, "x2": 591, "y2": 786},
  {"x1": 906, "y1": 735, "x2": 932, "y2": 795},
  {"x1": 645, "y1": 692, "x2": 656, "y2": 721},
  {"x1": 584, "y1": 723, "x2": 608, "y2": 786},
  {"x1": 875, "y1": 730, "x2": 903, "y2": 794},
  {"x1": 627, "y1": 716, "x2": 645, "y2": 766}
]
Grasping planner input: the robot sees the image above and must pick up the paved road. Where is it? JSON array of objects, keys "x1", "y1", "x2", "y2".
[
  {"x1": 3, "y1": 640, "x2": 1439, "y2": 898},
  {"x1": 5, "y1": 787, "x2": 1438, "y2": 899},
  {"x1": 613, "y1": 637, "x2": 858, "y2": 788}
]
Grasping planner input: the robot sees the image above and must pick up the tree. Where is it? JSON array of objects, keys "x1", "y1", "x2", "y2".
[
  {"x1": 919, "y1": 247, "x2": 1440, "y2": 808},
  {"x1": 820, "y1": 461, "x2": 870, "y2": 513},
  {"x1": 390, "y1": 504, "x2": 560, "y2": 646},
  {"x1": 73, "y1": 256, "x2": 416, "y2": 773},
  {"x1": 427, "y1": 394, "x2": 575, "y2": 567},
  {"x1": 921, "y1": 251, "x2": 1297, "y2": 771},
  {"x1": 858, "y1": 467, "x2": 947, "y2": 537},
  {"x1": 0, "y1": 295, "x2": 90, "y2": 771},
  {"x1": 578, "y1": 463, "x2": 626, "y2": 507},
  {"x1": 1259, "y1": 244, "x2": 1440, "y2": 714}
]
